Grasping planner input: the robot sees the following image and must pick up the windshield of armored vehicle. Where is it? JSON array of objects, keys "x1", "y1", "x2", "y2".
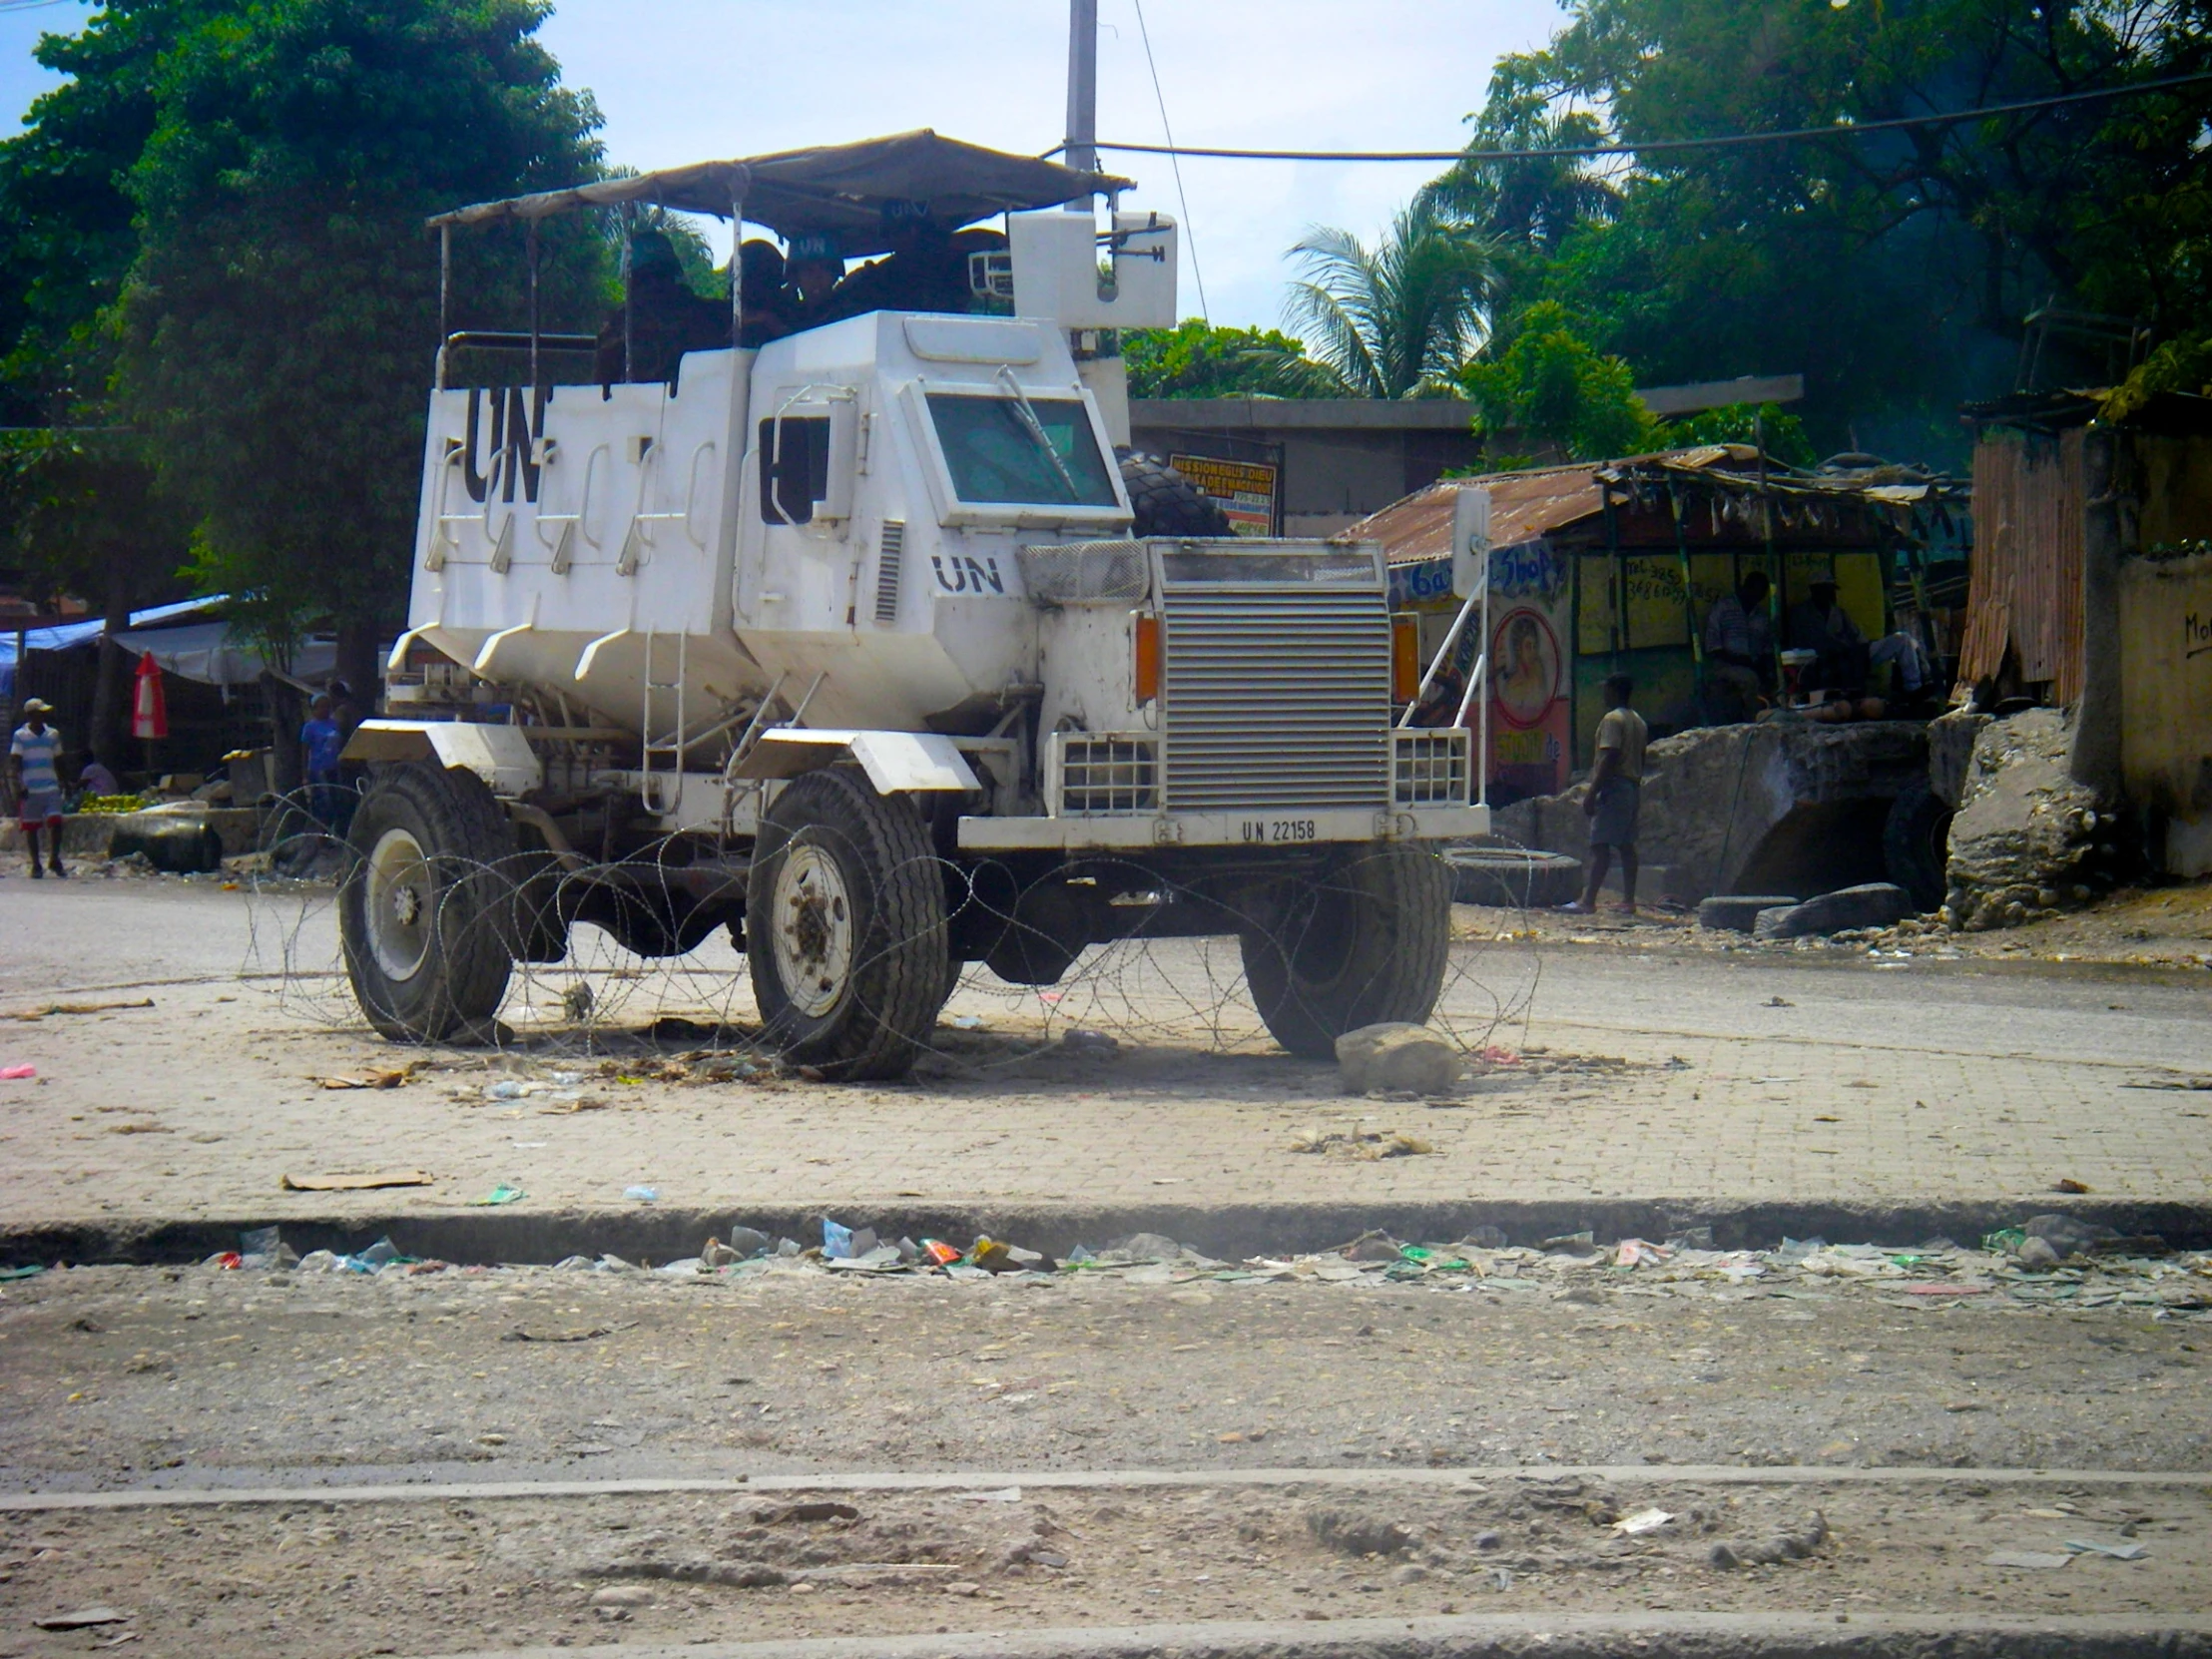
[{"x1": 926, "y1": 394, "x2": 1119, "y2": 508}]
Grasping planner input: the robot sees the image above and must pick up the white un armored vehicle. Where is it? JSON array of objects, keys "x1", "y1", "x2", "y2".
[{"x1": 342, "y1": 131, "x2": 1490, "y2": 1077}]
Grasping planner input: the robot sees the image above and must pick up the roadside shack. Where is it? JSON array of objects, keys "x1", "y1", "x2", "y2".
[{"x1": 1351, "y1": 446, "x2": 1969, "y2": 804}]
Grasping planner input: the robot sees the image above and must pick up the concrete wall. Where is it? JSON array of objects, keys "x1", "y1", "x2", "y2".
[{"x1": 2118, "y1": 544, "x2": 2212, "y2": 875}]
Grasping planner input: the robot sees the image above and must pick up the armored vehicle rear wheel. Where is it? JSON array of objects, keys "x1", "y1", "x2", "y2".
[
  {"x1": 1240, "y1": 843, "x2": 1451, "y2": 1058},
  {"x1": 747, "y1": 766, "x2": 950, "y2": 1080},
  {"x1": 1119, "y1": 450, "x2": 1233, "y2": 538},
  {"x1": 340, "y1": 763, "x2": 518, "y2": 1042}
]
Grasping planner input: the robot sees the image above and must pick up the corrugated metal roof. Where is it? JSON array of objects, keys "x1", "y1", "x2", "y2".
[
  {"x1": 1345, "y1": 446, "x2": 1772, "y2": 565},
  {"x1": 1957, "y1": 429, "x2": 2084, "y2": 701}
]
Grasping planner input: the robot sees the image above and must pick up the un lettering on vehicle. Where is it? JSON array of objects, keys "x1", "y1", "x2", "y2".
[
  {"x1": 932, "y1": 554, "x2": 1005, "y2": 595},
  {"x1": 1241, "y1": 818, "x2": 1318, "y2": 843}
]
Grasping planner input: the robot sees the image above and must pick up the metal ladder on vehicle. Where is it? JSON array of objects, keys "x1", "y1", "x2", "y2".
[{"x1": 639, "y1": 628, "x2": 686, "y2": 815}]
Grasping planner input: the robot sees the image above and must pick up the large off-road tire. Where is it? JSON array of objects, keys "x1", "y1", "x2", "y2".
[
  {"x1": 1240, "y1": 843, "x2": 1451, "y2": 1058},
  {"x1": 1883, "y1": 777, "x2": 1952, "y2": 913},
  {"x1": 340, "y1": 763, "x2": 519, "y2": 1042},
  {"x1": 746, "y1": 766, "x2": 950, "y2": 1080},
  {"x1": 1118, "y1": 449, "x2": 1233, "y2": 538}
]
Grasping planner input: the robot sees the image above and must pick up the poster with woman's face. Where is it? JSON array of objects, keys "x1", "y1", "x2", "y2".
[{"x1": 1493, "y1": 609, "x2": 1561, "y2": 729}]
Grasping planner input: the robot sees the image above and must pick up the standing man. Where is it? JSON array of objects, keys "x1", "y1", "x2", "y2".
[
  {"x1": 11, "y1": 698, "x2": 68, "y2": 878},
  {"x1": 300, "y1": 693, "x2": 344, "y2": 833},
  {"x1": 1562, "y1": 674, "x2": 1647, "y2": 916}
]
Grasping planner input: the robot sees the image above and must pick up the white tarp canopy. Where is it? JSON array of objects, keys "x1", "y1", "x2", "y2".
[{"x1": 114, "y1": 622, "x2": 337, "y2": 689}]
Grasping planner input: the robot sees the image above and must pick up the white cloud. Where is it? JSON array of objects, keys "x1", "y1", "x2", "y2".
[{"x1": 2, "y1": 0, "x2": 1563, "y2": 329}]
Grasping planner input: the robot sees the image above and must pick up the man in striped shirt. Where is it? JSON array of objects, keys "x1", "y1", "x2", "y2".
[{"x1": 10, "y1": 698, "x2": 68, "y2": 878}]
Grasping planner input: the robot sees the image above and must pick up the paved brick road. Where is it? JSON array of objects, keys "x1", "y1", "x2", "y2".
[{"x1": 1, "y1": 878, "x2": 2207, "y2": 1233}]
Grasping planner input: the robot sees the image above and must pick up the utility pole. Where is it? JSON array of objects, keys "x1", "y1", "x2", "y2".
[{"x1": 1065, "y1": 0, "x2": 1098, "y2": 198}]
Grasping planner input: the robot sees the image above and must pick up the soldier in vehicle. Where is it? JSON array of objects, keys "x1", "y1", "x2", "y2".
[
  {"x1": 784, "y1": 232, "x2": 849, "y2": 329},
  {"x1": 595, "y1": 229, "x2": 731, "y2": 385},
  {"x1": 736, "y1": 239, "x2": 803, "y2": 346}
]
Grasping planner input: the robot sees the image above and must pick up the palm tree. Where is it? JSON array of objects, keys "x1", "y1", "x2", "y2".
[
  {"x1": 1284, "y1": 197, "x2": 1498, "y2": 398},
  {"x1": 1427, "y1": 77, "x2": 1621, "y2": 253}
]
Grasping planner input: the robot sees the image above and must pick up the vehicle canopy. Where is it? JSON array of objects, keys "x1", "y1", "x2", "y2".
[{"x1": 425, "y1": 129, "x2": 1133, "y2": 256}]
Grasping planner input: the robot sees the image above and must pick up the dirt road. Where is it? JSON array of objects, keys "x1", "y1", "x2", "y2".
[{"x1": 2, "y1": 1260, "x2": 2209, "y2": 1655}]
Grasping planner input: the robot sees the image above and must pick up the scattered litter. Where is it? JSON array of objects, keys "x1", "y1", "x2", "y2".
[
  {"x1": 0, "y1": 1065, "x2": 36, "y2": 1080},
  {"x1": 1613, "y1": 1508, "x2": 1673, "y2": 1536},
  {"x1": 1287, "y1": 1125, "x2": 1435, "y2": 1160},
  {"x1": 33, "y1": 1609, "x2": 129, "y2": 1630},
  {"x1": 2053, "y1": 1178, "x2": 2090, "y2": 1194},
  {"x1": 2065, "y1": 1539, "x2": 2149, "y2": 1560},
  {"x1": 0, "y1": 1264, "x2": 46, "y2": 1281},
  {"x1": 315, "y1": 1067, "x2": 413, "y2": 1090},
  {"x1": 623, "y1": 1185, "x2": 659, "y2": 1203},
  {"x1": 1986, "y1": 1550, "x2": 2073, "y2": 1570},
  {"x1": 1613, "y1": 1240, "x2": 1670, "y2": 1269},
  {"x1": 281, "y1": 1170, "x2": 431, "y2": 1192},
  {"x1": 949, "y1": 1014, "x2": 984, "y2": 1030},
  {"x1": 5, "y1": 997, "x2": 154, "y2": 1021},
  {"x1": 470, "y1": 1184, "x2": 526, "y2": 1207},
  {"x1": 1061, "y1": 1028, "x2": 1120, "y2": 1057},
  {"x1": 1764, "y1": 996, "x2": 1794, "y2": 1007}
]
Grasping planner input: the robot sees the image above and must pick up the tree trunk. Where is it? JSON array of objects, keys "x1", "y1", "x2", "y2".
[
  {"x1": 264, "y1": 669, "x2": 305, "y2": 796},
  {"x1": 334, "y1": 618, "x2": 381, "y2": 735},
  {"x1": 88, "y1": 564, "x2": 134, "y2": 769}
]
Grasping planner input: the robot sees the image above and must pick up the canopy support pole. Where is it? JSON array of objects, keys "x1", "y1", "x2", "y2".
[
  {"x1": 526, "y1": 219, "x2": 543, "y2": 428},
  {"x1": 622, "y1": 202, "x2": 635, "y2": 383},
  {"x1": 730, "y1": 193, "x2": 746, "y2": 348},
  {"x1": 437, "y1": 225, "x2": 451, "y2": 387}
]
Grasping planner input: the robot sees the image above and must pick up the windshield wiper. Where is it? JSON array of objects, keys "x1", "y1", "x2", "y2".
[{"x1": 994, "y1": 364, "x2": 1080, "y2": 503}]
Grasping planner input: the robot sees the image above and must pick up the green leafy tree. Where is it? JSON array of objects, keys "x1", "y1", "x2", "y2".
[
  {"x1": 0, "y1": 2, "x2": 210, "y2": 760},
  {"x1": 1655, "y1": 402, "x2": 1817, "y2": 467},
  {"x1": 1460, "y1": 300, "x2": 1660, "y2": 464},
  {"x1": 1121, "y1": 317, "x2": 1340, "y2": 398},
  {"x1": 1449, "y1": 0, "x2": 2212, "y2": 457},
  {"x1": 112, "y1": 0, "x2": 607, "y2": 702},
  {"x1": 1427, "y1": 55, "x2": 1620, "y2": 255},
  {"x1": 1284, "y1": 196, "x2": 1498, "y2": 398}
]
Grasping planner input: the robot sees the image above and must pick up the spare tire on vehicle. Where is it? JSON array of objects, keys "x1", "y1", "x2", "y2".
[
  {"x1": 1117, "y1": 450, "x2": 1233, "y2": 539},
  {"x1": 1442, "y1": 844, "x2": 1582, "y2": 909}
]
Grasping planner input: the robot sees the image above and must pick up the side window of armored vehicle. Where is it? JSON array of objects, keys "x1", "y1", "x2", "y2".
[
  {"x1": 758, "y1": 417, "x2": 832, "y2": 525},
  {"x1": 925, "y1": 394, "x2": 1118, "y2": 508}
]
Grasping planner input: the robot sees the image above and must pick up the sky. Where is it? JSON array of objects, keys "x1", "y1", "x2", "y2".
[{"x1": 0, "y1": 0, "x2": 1563, "y2": 330}]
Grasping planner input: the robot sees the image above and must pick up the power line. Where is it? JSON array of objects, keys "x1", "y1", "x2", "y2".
[
  {"x1": 1128, "y1": 0, "x2": 1206, "y2": 319},
  {"x1": 1073, "y1": 69, "x2": 2212, "y2": 166}
]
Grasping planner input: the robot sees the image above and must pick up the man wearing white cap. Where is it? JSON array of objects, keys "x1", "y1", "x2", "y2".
[{"x1": 10, "y1": 698, "x2": 67, "y2": 878}]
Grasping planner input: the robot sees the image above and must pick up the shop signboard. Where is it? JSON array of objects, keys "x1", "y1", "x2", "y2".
[{"x1": 1169, "y1": 453, "x2": 1279, "y2": 538}]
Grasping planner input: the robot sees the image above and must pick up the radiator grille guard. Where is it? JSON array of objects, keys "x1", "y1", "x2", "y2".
[{"x1": 1156, "y1": 544, "x2": 1393, "y2": 814}]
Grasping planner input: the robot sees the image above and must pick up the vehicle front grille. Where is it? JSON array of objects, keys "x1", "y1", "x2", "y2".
[
  {"x1": 1160, "y1": 586, "x2": 1392, "y2": 812},
  {"x1": 1052, "y1": 733, "x2": 1159, "y2": 816},
  {"x1": 1392, "y1": 729, "x2": 1470, "y2": 806}
]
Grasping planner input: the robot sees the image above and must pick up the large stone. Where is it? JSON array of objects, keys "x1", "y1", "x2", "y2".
[
  {"x1": 1944, "y1": 708, "x2": 2110, "y2": 931},
  {"x1": 1696, "y1": 894, "x2": 1798, "y2": 932},
  {"x1": 1750, "y1": 882, "x2": 1914, "y2": 940},
  {"x1": 1335, "y1": 1022, "x2": 1464, "y2": 1095},
  {"x1": 1927, "y1": 709, "x2": 1990, "y2": 811},
  {"x1": 1491, "y1": 720, "x2": 1929, "y2": 904}
]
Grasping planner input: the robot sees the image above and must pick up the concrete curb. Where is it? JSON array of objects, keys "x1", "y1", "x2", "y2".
[
  {"x1": 6, "y1": 1196, "x2": 2210, "y2": 1269},
  {"x1": 9, "y1": 1463, "x2": 2210, "y2": 1512},
  {"x1": 413, "y1": 1612, "x2": 2212, "y2": 1659}
]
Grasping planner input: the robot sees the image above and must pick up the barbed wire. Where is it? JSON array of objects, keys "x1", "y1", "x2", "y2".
[{"x1": 234, "y1": 787, "x2": 1548, "y2": 1083}]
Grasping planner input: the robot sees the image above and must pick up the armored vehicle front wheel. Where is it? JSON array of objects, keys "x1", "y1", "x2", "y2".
[
  {"x1": 1240, "y1": 843, "x2": 1451, "y2": 1058},
  {"x1": 746, "y1": 766, "x2": 950, "y2": 1080},
  {"x1": 340, "y1": 763, "x2": 519, "y2": 1042}
]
